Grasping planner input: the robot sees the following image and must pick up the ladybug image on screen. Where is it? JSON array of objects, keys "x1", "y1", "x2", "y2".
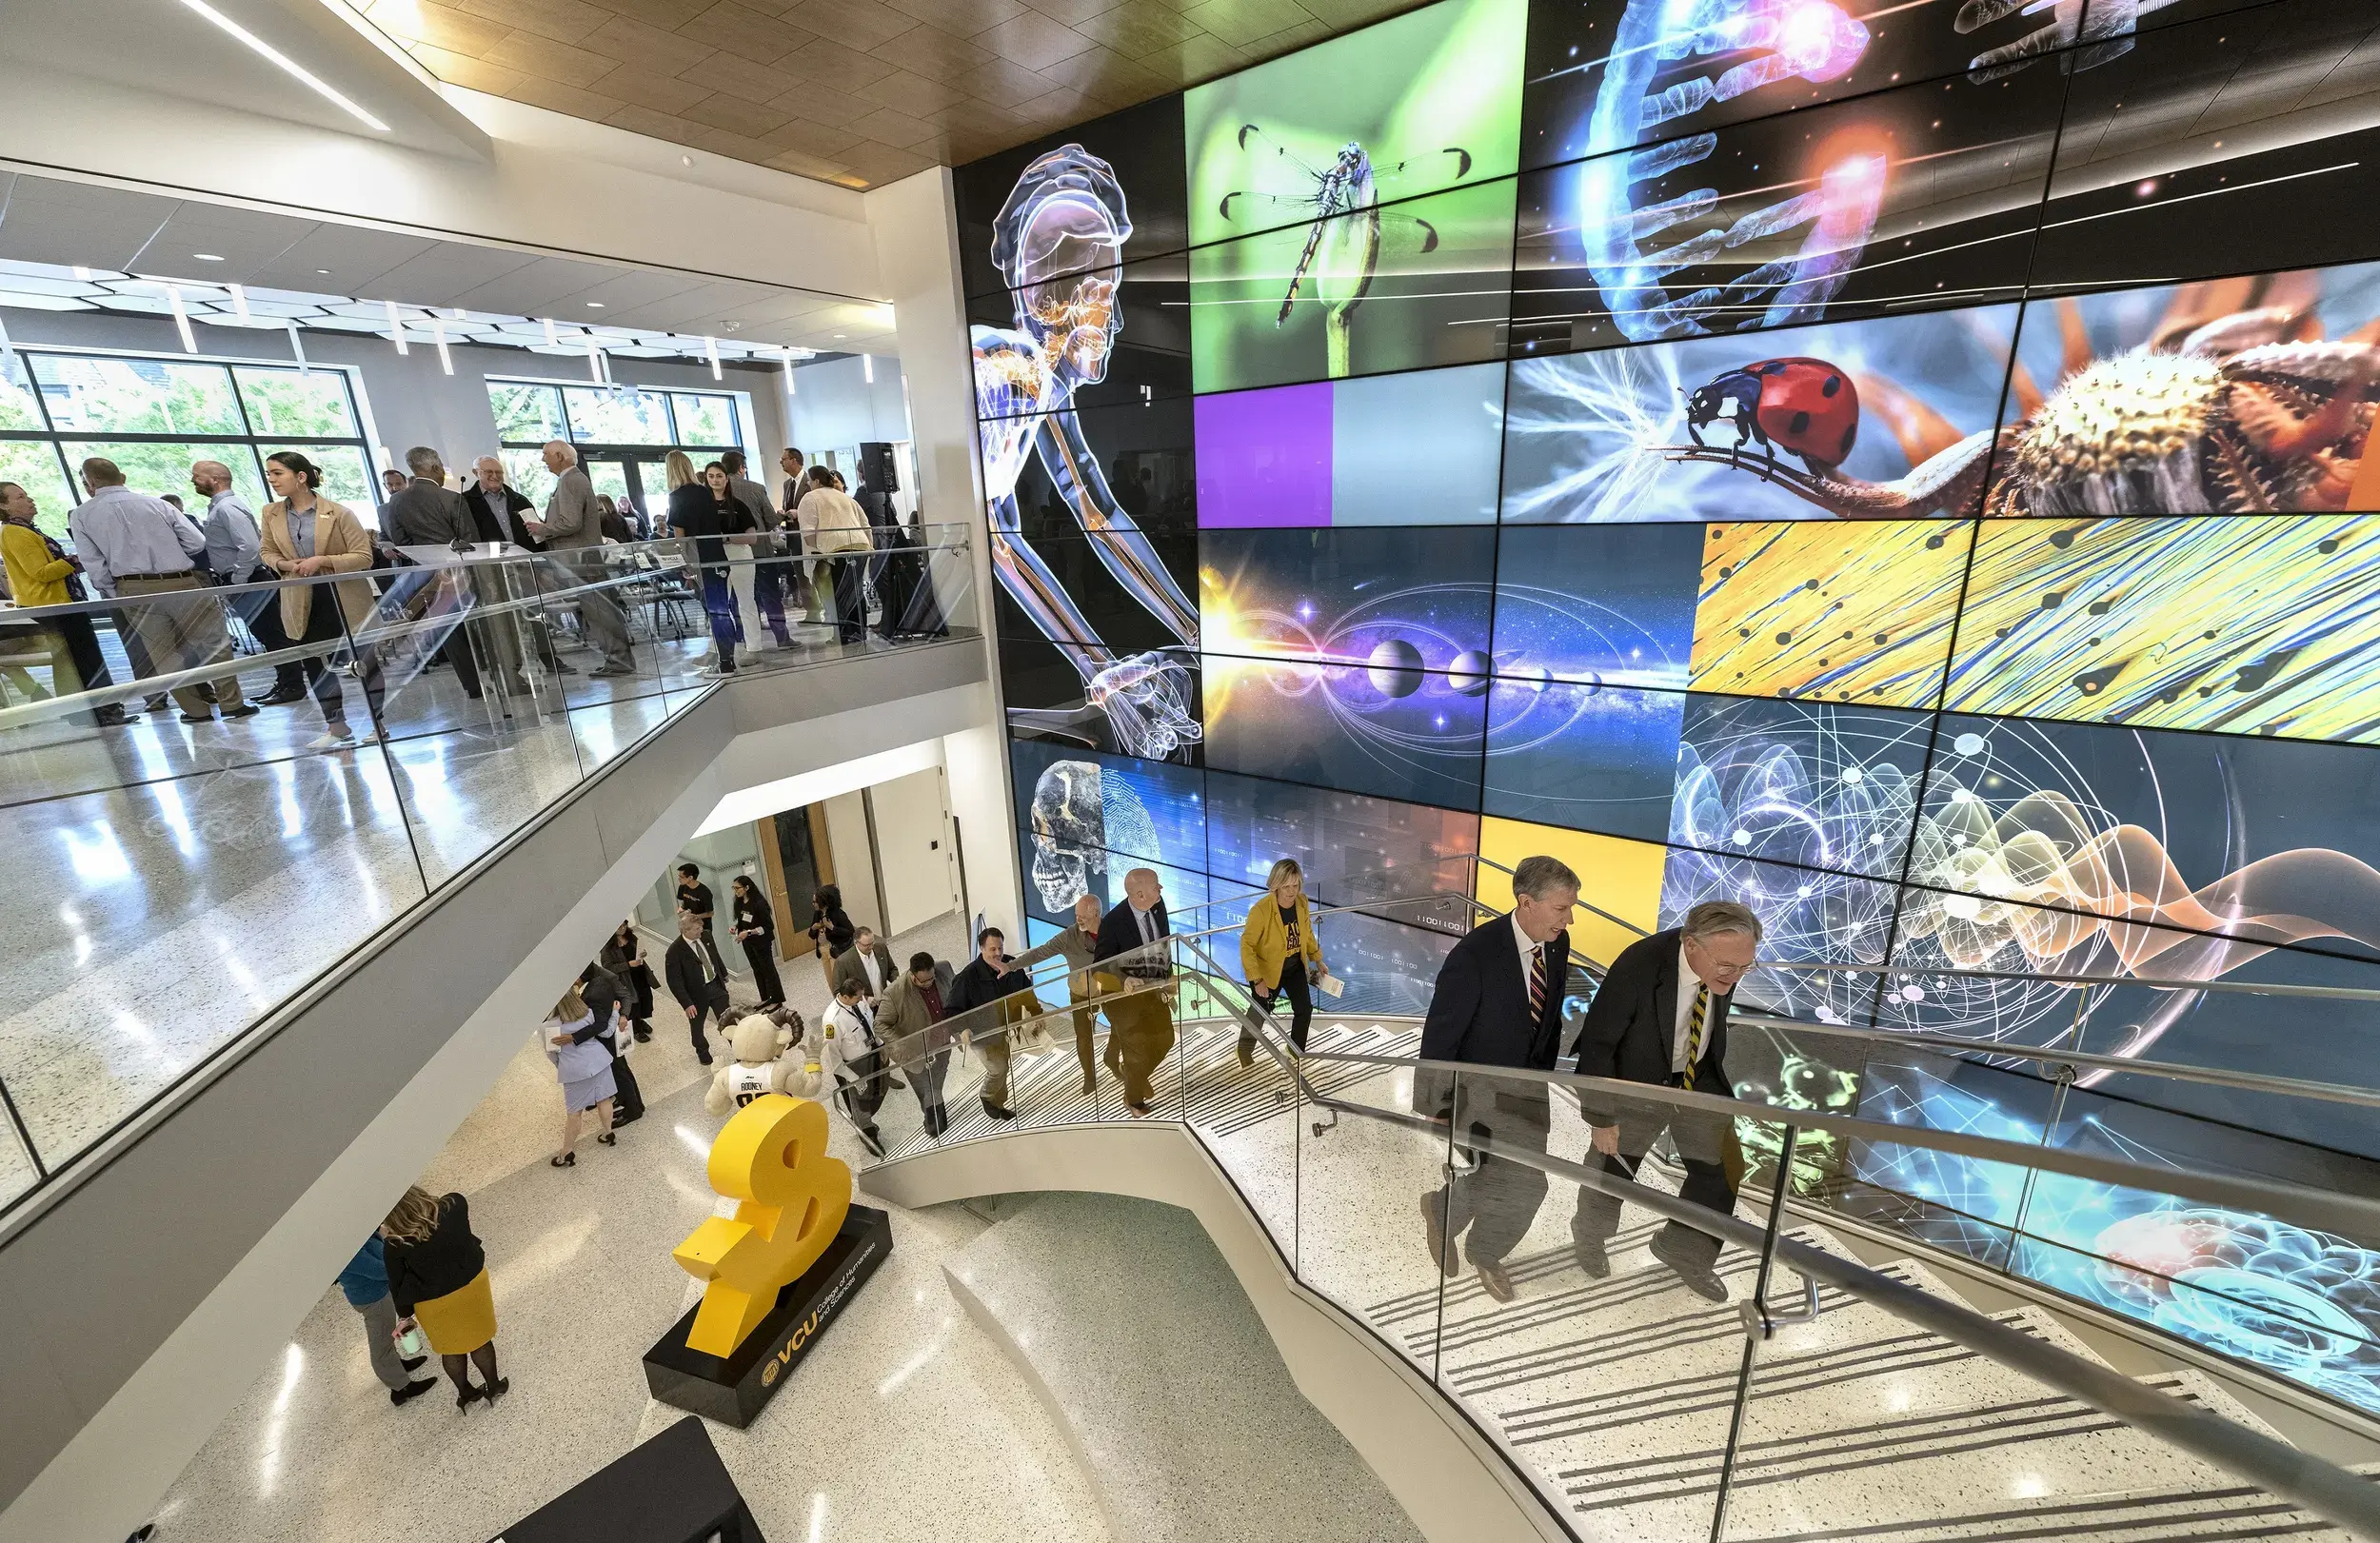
[{"x1": 1682, "y1": 357, "x2": 1859, "y2": 475}]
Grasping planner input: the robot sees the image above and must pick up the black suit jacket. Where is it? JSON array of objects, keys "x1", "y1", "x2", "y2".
[
  {"x1": 1573, "y1": 928, "x2": 1735, "y2": 1125},
  {"x1": 1092, "y1": 899, "x2": 1170, "y2": 976},
  {"x1": 463, "y1": 485, "x2": 540, "y2": 548},
  {"x1": 1414, "y1": 912, "x2": 1570, "y2": 1103},
  {"x1": 664, "y1": 933, "x2": 731, "y2": 1009}
]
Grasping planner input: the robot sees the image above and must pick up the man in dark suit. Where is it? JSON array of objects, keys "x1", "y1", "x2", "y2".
[
  {"x1": 1414, "y1": 854, "x2": 1578, "y2": 1303},
  {"x1": 1092, "y1": 867, "x2": 1172, "y2": 1117},
  {"x1": 664, "y1": 913, "x2": 733, "y2": 1066},
  {"x1": 384, "y1": 448, "x2": 525, "y2": 701},
  {"x1": 464, "y1": 456, "x2": 542, "y2": 549},
  {"x1": 578, "y1": 959, "x2": 643, "y2": 1124},
  {"x1": 1572, "y1": 900, "x2": 1763, "y2": 1302}
]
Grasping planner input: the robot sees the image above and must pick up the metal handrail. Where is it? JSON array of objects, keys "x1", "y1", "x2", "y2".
[
  {"x1": 849, "y1": 938, "x2": 2380, "y2": 1245},
  {"x1": 859, "y1": 957, "x2": 2380, "y2": 1535}
]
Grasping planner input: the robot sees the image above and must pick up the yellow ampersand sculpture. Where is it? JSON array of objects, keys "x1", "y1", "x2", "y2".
[{"x1": 674, "y1": 1093, "x2": 852, "y2": 1357}]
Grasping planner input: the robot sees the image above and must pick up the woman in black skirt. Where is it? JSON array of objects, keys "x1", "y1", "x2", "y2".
[
  {"x1": 600, "y1": 920, "x2": 656, "y2": 1041},
  {"x1": 731, "y1": 876, "x2": 784, "y2": 1008}
]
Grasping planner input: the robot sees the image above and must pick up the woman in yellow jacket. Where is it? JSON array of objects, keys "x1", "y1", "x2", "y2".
[
  {"x1": 259, "y1": 451, "x2": 385, "y2": 749},
  {"x1": 1239, "y1": 857, "x2": 1326, "y2": 1065},
  {"x1": 0, "y1": 480, "x2": 131, "y2": 724}
]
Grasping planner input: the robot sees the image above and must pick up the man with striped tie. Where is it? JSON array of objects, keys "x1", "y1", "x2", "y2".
[
  {"x1": 1572, "y1": 900, "x2": 1763, "y2": 1302},
  {"x1": 1414, "y1": 855, "x2": 1578, "y2": 1303}
]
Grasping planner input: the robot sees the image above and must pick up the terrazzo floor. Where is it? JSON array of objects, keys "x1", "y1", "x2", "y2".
[{"x1": 146, "y1": 909, "x2": 1098, "y2": 1543}]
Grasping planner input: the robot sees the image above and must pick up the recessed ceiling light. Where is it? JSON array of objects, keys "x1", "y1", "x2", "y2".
[
  {"x1": 586, "y1": 301, "x2": 605, "y2": 308},
  {"x1": 316, "y1": 268, "x2": 331, "y2": 275},
  {"x1": 833, "y1": 333, "x2": 846, "y2": 339},
  {"x1": 194, "y1": 253, "x2": 226, "y2": 262}
]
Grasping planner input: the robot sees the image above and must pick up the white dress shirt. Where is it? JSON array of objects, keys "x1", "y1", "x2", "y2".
[
  {"x1": 1511, "y1": 912, "x2": 1544, "y2": 1000},
  {"x1": 1671, "y1": 941, "x2": 1711, "y2": 1073},
  {"x1": 859, "y1": 949, "x2": 884, "y2": 996},
  {"x1": 822, "y1": 999, "x2": 879, "y2": 1079},
  {"x1": 68, "y1": 485, "x2": 207, "y2": 595}
]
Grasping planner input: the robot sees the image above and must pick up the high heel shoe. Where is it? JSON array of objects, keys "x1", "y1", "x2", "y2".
[
  {"x1": 456, "y1": 1386, "x2": 483, "y2": 1412},
  {"x1": 549, "y1": 1152, "x2": 575, "y2": 1167},
  {"x1": 596, "y1": 1131, "x2": 617, "y2": 1146},
  {"x1": 481, "y1": 1375, "x2": 510, "y2": 1404}
]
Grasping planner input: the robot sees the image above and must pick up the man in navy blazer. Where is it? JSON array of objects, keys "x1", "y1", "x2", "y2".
[
  {"x1": 1571, "y1": 900, "x2": 1762, "y2": 1302},
  {"x1": 1414, "y1": 855, "x2": 1578, "y2": 1302},
  {"x1": 1091, "y1": 867, "x2": 1173, "y2": 1116}
]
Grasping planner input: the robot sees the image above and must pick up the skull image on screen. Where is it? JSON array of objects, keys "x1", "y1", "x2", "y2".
[
  {"x1": 1030, "y1": 761, "x2": 1109, "y2": 911},
  {"x1": 1028, "y1": 759, "x2": 1161, "y2": 912}
]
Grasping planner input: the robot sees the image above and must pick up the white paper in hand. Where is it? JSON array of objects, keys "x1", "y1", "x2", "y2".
[{"x1": 1317, "y1": 971, "x2": 1344, "y2": 999}]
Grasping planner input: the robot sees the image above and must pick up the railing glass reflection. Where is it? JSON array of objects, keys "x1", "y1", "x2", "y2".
[{"x1": 0, "y1": 524, "x2": 975, "y2": 1214}]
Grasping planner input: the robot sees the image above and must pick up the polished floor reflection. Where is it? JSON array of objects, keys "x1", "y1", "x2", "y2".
[
  {"x1": 0, "y1": 605, "x2": 974, "y2": 1205},
  {"x1": 146, "y1": 913, "x2": 1121, "y2": 1543}
]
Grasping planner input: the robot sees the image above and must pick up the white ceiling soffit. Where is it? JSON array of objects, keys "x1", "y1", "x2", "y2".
[
  {"x1": 0, "y1": 169, "x2": 900, "y2": 360},
  {"x1": 0, "y1": 0, "x2": 478, "y2": 157}
]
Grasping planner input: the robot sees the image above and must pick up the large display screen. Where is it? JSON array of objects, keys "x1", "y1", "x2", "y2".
[{"x1": 958, "y1": 0, "x2": 2380, "y2": 1414}]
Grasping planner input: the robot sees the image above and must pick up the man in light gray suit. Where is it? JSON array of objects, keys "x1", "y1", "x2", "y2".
[{"x1": 528, "y1": 439, "x2": 635, "y2": 677}]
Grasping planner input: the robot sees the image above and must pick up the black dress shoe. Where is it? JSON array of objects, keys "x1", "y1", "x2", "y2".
[
  {"x1": 391, "y1": 1375, "x2": 437, "y2": 1406},
  {"x1": 400, "y1": 1354, "x2": 426, "y2": 1373},
  {"x1": 982, "y1": 1099, "x2": 1014, "y2": 1119},
  {"x1": 1649, "y1": 1229, "x2": 1729, "y2": 1302},
  {"x1": 179, "y1": 710, "x2": 215, "y2": 723},
  {"x1": 94, "y1": 704, "x2": 135, "y2": 726},
  {"x1": 219, "y1": 702, "x2": 261, "y2": 719},
  {"x1": 258, "y1": 683, "x2": 310, "y2": 706}
]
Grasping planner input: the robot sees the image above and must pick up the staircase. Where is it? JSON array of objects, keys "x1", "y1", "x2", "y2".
[{"x1": 863, "y1": 1004, "x2": 2379, "y2": 1542}]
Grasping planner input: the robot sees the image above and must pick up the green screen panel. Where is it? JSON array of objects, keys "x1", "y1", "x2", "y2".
[
  {"x1": 1187, "y1": 178, "x2": 1517, "y2": 394},
  {"x1": 1182, "y1": 0, "x2": 1526, "y2": 252}
]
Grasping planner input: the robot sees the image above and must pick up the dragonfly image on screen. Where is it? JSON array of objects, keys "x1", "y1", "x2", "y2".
[{"x1": 1215, "y1": 125, "x2": 1473, "y2": 378}]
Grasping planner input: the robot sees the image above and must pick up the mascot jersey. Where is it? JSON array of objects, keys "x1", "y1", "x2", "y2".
[{"x1": 727, "y1": 1060, "x2": 775, "y2": 1108}]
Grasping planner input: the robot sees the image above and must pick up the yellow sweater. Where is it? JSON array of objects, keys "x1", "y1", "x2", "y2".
[
  {"x1": 2, "y1": 522, "x2": 77, "y2": 607},
  {"x1": 1240, "y1": 894, "x2": 1323, "y2": 990}
]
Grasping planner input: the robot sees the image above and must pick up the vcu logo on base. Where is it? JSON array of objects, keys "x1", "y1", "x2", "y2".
[{"x1": 672, "y1": 1094, "x2": 852, "y2": 1358}]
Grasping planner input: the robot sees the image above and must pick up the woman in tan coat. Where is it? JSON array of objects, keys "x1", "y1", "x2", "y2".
[{"x1": 260, "y1": 451, "x2": 386, "y2": 749}]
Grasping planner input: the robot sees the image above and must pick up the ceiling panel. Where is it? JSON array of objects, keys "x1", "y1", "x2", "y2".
[
  {"x1": 367, "y1": 244, "x2": 549, "y2": 307},
  {"x1": 0, "y1": 180, "x2": 181, "y2": 269},
  {"x1": 445, "y1": 254, "x2": 633, "y2": 316},
  {"x1": 248, "y1": 225, "x2": 441, "y2": 293},
  {"x1": 129, "y1": 207, "x2": 318, "y2": 282}
]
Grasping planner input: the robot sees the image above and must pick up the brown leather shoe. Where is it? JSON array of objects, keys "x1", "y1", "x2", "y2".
[
  {"x1": 1475, "y1": 1259, "x2": 1517, "y2": 1303},
  {"x1": 1420, "y1": 1193, "x2": 1458, "y2": 1277}
]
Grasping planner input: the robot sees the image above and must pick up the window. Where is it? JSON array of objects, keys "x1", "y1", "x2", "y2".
[
  {"x1": 486, "y1": 378, "x2": 750, "y2": 529},
  {"x1": 0, "y1": 349, "x2": 376, "y2": 538}
]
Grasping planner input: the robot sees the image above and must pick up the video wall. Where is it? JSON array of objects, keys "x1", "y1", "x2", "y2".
[{"x1": 959, "y1": 0, "x2": 2380, "y2": 1412}]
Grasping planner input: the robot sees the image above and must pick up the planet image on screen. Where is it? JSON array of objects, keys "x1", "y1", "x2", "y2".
[
  {"x1": 1448, "y1": 649, "x2": 1493, "y2": 696},
  {"x1": 1368, "y1": 638, "x2": 1425, "y2": 697}
]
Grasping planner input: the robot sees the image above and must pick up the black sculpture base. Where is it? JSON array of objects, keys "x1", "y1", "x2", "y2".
[{"x1": 644, "y1": 1204, "x2": 893, "y2": 1428}]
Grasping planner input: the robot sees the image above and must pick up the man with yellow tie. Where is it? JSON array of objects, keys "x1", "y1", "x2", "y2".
[{"x1": 1572, "y1": 900, "x2": 1763, "y2": 1302}]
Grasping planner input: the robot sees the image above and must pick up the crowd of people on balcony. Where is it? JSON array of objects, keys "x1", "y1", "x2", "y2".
[{"x1": 0, "y1": 439, "x2": 948, "y2": 737}]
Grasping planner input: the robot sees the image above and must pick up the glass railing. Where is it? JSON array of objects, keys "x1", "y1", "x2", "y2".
[
  {"x1": 0, "y1": 522, "x2": 975, "y2": 1216},
  {"x1": 842, "y1": 892, "x2": 2380, "y2": 1538}
]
